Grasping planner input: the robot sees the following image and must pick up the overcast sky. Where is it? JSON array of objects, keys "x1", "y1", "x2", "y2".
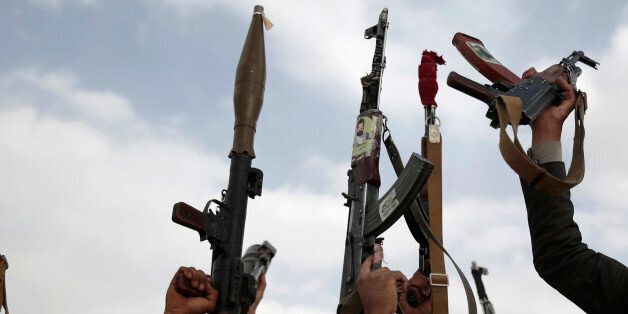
[{"x1": 1, "y1": 0, "x2": 628, "y2": 313}]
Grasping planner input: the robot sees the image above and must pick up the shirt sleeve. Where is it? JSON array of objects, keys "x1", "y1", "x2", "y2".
[
  {"x1": 528, "y1": 141, "x2": 562, "y2": 164},
  {"x1": 520, "y1": 162, "x2": 628, "y2": 313}
]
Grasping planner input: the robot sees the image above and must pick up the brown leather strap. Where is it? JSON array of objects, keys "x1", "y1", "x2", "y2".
[
  {"x1": 495, "y1": 93, "x2": 586, "y2": 195},
  {"x1": 426, "y1": 139, "x2": 448, "y2": 313},
  {"x1": 0, "y1": 255, "x2": 8, "y2": 314}
]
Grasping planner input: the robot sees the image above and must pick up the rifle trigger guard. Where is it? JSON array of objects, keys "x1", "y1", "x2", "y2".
[{"x1": 203, "y1": 199, "x2": 226, "y2": 214}]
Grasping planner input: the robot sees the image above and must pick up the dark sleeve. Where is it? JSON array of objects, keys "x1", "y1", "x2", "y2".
[{"x1": 521, "y1": 161, "x2": 628, "y2": 313}]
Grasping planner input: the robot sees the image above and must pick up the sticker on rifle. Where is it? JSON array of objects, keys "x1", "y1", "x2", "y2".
[
  {"x1": 379, "y1": 189, "x2": 399, "y2": 221},
  {"x1": 351, "y1": 115, "x2": 380, "y2": 162},
  {"x1": 466, "y1": 42, "x2": 501, "y2": 65}
]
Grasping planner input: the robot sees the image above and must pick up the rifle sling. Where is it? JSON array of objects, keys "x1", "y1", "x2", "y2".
[
  {"x1": 383, "y1": 136, "x2": 430, "y2": 247},
  {"x1": 1, "y1": 255, "x2": 8, "y2": 314},
  {"x1": 495, "y1": 93, "x2": 586, "y2": 195},
  {"x1": 426, "y1": 139, "x2": 448, "y2": 313},
  {"x1": 383, "y1": 134, "x2": 477, "y2": 314}
]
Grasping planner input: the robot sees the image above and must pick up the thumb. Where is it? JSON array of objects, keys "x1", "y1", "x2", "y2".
[{"x1": 360, "y1": 255, "x2": 374, "y2": 275}]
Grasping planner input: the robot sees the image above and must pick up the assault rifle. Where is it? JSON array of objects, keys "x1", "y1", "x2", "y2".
[
  {"x1": 447, "y1": 32, "x2": 598, "y2": 195},
  {"x1": 471, "y1": 261, "x2": 495, "y2": 314},
  {"x1": 337, "y1": 8, "x2": 435, "y2": 312},
  {"x1": 170, "y1": 6, "x2": 272, "y2": 313},
  {"x1": 447, "y1": 32, "x2": 598, "y2": 128}
]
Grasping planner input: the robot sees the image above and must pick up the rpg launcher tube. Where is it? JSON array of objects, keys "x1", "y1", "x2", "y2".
[{"x1": 231, "y1": 5, "x2": 267, "y2": 158}]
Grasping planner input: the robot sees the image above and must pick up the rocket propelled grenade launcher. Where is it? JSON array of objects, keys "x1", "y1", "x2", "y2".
[
  {"x1": 171, "y1": 5, "x2": 271, "y2": 313},
  {"x1": 447, "y1": 32, "x2": 599, "y2": 128}
]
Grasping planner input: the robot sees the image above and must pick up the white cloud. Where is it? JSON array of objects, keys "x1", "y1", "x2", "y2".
[
  {"x1": 0, "y1": 102, "x2": 230, "y2": 312},
  {"x1": 0, "y1": 69, "x2": 134, "y2": 123},
  {"x1": 0, "y1": 68, "x2": 345, "y2": 313},
  {"x1": 3, "y1": 1, "x2": 628, "y2": 313},
  {"x1": 569, "y1": 21, "x2": 628, "y2": 256}
]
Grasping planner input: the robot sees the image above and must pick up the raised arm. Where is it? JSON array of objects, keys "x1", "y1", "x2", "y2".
[{"x1": 521, "y1": 68, "x2": 628, "y2": 313}]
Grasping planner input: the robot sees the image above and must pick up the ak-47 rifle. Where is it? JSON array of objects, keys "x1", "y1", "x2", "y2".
[
  {"x1": 448, "y1": 32, "x2": 598, "y2": 127},
  {"x1": 337, "y1": 8, "x2": 435, "y2": 313},
  {"x1": 471, "y1": 261, "x2": 495, "y2": 314},
  {"x1": 447, "y1": 32, "x2": 598, "y2": 195},
  {"x1": 170, "y1": 6, "x2": 273, "y2": 313}
]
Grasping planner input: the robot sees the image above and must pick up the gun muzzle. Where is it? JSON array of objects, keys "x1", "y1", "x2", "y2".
[
  {"x1": 231, "y1": 5, "x2": 267, "y2": 158},
  {"x1": 380, "y1": 8, "x2": 388, "y2": 20}
]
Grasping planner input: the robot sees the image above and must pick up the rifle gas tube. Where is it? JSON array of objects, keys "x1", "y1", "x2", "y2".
[
  {"x1": 171, "y1": 6, "x2": 271, "y2": 313},
  {"x1": 338, "y1": 9, "x2": 435, "y2": 312}
]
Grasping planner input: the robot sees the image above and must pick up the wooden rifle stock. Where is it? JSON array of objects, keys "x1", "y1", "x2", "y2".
[
  {"x1": 452, "y1": 32, "x2": 521, "y2": 86},
  {"x1": 447, "y1": 71, "x2": 498, "y2": 105}
]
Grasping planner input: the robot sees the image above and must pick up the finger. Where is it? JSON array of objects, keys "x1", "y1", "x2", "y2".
[
  {"x1": 258, "y1": 273, "x2": 267, "y2": 291},
  {"x1": 522, "y1": 67, "x2": 537, "y2": 80},
  {"x1": 256, "y1": 273, "x2": 266, "y2": 302},
  {"x1": 171, "y1": 267, "x2": 186, "y2": 285},
  {"x1": 359, "y1": 255, "x2": 374, "y2": 275},
  {"x1": 191, "y1": 269, "x2": 202, "y2": 289},
  {"x1": 184, "y1": 266, "x2": 195, "y2": 280},
  {"x1": 390, "y1": 270, "x2": 408, "y2": 283},
  {"x1": 555, "y1": 76, "x2": 576, "y2": 101},
  {"x1": 196, "y1": 270, "x2": 207, "y2": 292}
]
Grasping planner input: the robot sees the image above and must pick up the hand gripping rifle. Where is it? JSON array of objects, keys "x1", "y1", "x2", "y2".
[
  {"x1": 171, "y1": 6, "x2": 272, "y2": 313},
  {"x1": 447, "y1": 33, "x2": 598, "y2": 195},
  {"x1": 173, "y1": 241, "x2": 276, "y2": 300},
  {"x1": 471, "y1": 261, "x2": 495, "y2": 314},
  {"x1": 337, "y1": 8, "x2": 435, "y2": 313}
]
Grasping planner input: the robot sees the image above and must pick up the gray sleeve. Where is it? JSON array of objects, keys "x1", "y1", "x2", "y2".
[{"x1": 528, "y1": 141, "x2": 562, "y2": 164}]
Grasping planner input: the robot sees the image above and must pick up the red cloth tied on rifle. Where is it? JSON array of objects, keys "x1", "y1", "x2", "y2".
[{"x1": 418, "y1": 50, "x2": 445, "y2": 107}]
